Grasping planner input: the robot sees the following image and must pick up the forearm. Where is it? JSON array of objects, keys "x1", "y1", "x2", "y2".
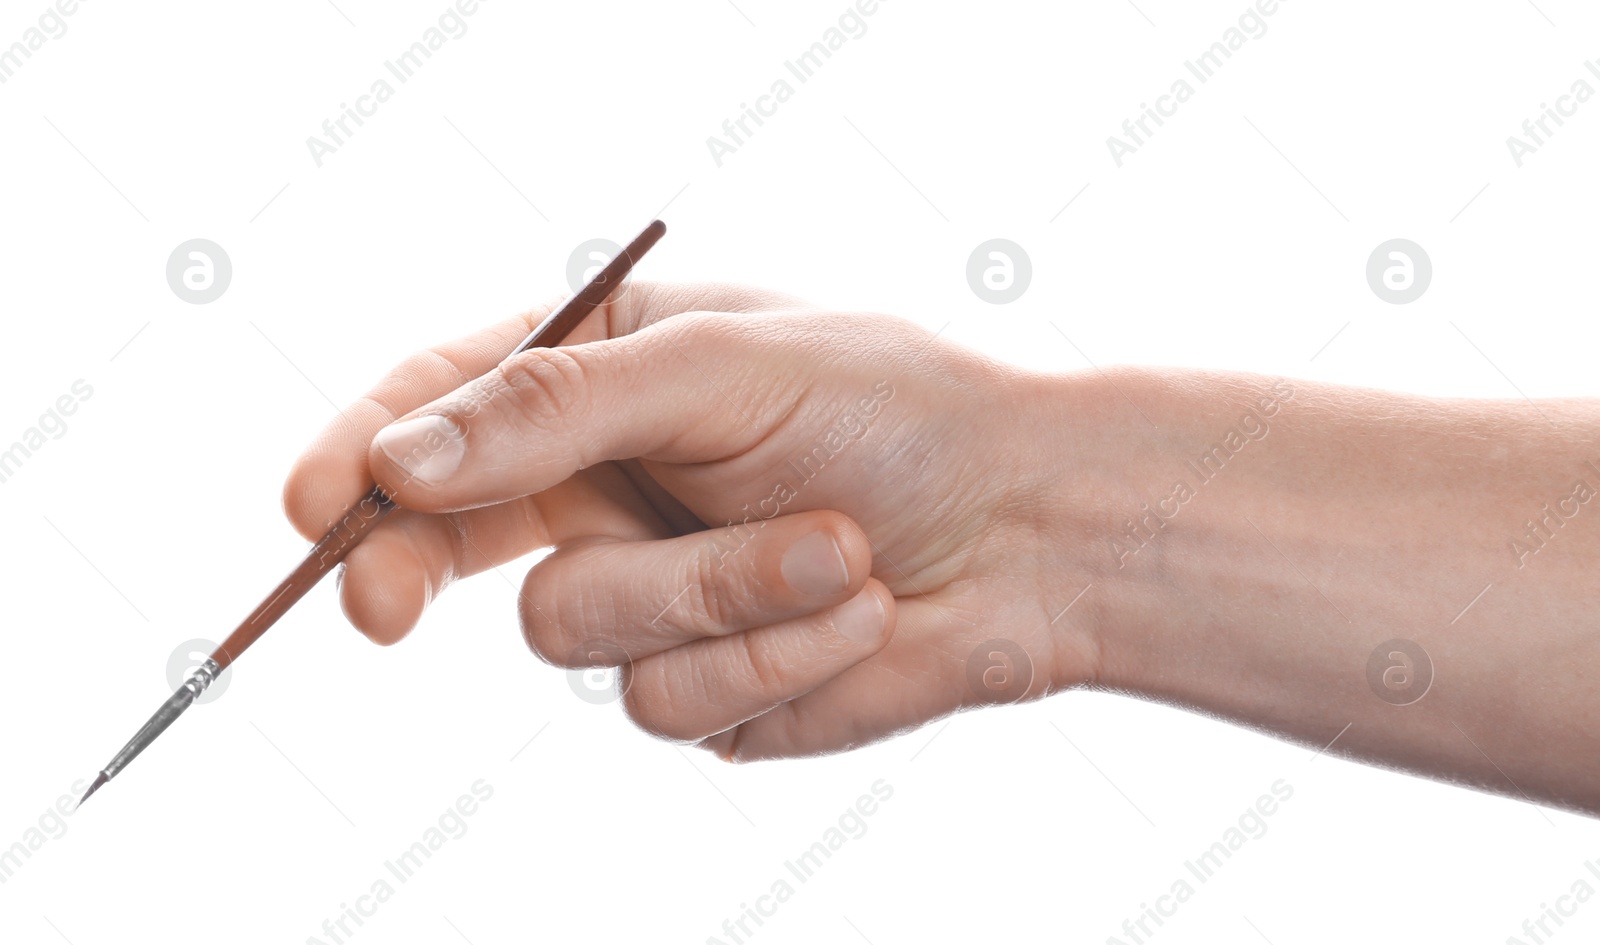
[{"x1": 1044, "y1": 368, "x2": 1600, "y2": 813}]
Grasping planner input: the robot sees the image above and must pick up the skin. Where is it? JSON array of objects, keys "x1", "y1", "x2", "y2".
[{"x1": 283, "y1": 282, "x2": 1600, "y2": 815}]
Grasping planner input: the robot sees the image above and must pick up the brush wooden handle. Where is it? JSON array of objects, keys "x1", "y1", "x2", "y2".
[{"x1": 207, "y1": 219, "x2": 666, "y2": 673}]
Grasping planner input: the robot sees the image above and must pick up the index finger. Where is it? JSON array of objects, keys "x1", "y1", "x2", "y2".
[{"x1": 281, "y1": 282, "x2": 804, "y2": 542}]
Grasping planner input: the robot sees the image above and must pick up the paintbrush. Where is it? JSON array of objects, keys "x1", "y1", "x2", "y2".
[{"x1": 77, "y1": 219, "x2": 667, "y2": 805}]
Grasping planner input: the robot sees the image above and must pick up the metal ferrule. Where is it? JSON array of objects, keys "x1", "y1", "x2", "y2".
[{"x1": 102, "y1": 659, "x2": 221, "y2": 780}]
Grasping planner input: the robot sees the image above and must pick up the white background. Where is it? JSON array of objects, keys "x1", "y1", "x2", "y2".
[{"x1": 3, "y1": 1, "x2": 1599, "y2": 942}]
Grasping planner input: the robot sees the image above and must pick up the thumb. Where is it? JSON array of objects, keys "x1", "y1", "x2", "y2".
[{"x1": 366, "y1": 313, "x2": 791, "y2": 513}]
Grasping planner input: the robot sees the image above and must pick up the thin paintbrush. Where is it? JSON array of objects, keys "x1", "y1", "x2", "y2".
[{"x1": 78, "y1": 219, "x2": 668, "y2": 805}]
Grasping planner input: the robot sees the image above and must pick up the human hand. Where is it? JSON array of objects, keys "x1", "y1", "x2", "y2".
[{"x1": 283, "y1": 283, "x2": 1100, "y2": 759}]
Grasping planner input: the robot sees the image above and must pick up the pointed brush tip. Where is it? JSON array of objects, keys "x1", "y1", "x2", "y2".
[{"x1": 77, "y1": 772, "x2": 108, "y2": 808}]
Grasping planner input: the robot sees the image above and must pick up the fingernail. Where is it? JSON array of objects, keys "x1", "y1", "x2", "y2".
[
  {"x1": 781, "y1": 531, "x2": 849, "y2": 597},
  {"x1": 831, "y1": 589, "x2": 884, "y2": 645},
  {"x1": 374, "y1": 415, "x2": 465, "y2": 486}
]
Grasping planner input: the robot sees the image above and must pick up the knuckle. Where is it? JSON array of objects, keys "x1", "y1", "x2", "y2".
[
  {"x1": 367, "y1": 350, "x2": 470, "y2": 412},
  {"x1": 394, "y1": 350, "x2": 455, "y2": 391},
  {"x1": 408, "y1": 348, "x2": 469, "y2": 387},
  {"x1": 496, "y1": 348, "x2": 591, "y2": 432},
  {"x1": 687, "y1": 542, "x2": 738, "y2": 634},
  {"x1": 736, "y1": 632, "x2": 790, "y2": 694},
  {"x1": 666, "y1": 309, "x2": 741, "y2": 346},
  {"x1": 520, "y1": 294, "x2": 568, "y2": 330}
]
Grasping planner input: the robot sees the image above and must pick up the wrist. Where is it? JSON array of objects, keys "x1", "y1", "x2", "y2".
[
  {"x1": 1002, "y1": 364, "x2": 1187, "y2": 694},
  {"x1": 1017, "y1": 366, "x2": 1303, "y2": 697}
]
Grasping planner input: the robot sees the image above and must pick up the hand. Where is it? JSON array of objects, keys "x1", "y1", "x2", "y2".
[{"x1": 283, "y1": 282, "x2": 1101, "y2": 760}]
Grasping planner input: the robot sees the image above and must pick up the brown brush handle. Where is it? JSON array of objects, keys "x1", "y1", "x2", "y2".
[
  {"x1": 211, "y1": 487, "x2": 396, "y2": 670},
  {"x1": 208, "y1": 219, "x2": 667, "y2": 673}
]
